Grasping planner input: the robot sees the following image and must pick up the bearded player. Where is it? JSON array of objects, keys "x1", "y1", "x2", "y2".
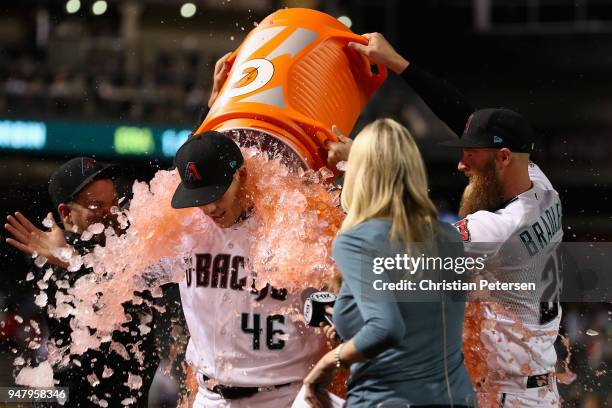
[
  {"x1": 169, "y1": 131, "x2": 325, "y2": 407},
  {"x1": 335, "y1": 34, "x2": 563, "y2": 407}
]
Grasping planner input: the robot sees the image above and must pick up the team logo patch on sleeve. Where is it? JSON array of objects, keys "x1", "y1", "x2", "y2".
[{"x1": 454, "y1": 219, "x2": 471, "y2": 242}]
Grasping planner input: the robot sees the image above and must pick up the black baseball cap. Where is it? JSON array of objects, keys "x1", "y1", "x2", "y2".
[
  {"x1": 440, "y1": 108, "x2": 535, "y2": 153},
  {"x1": 48, "y1": 157, "x2": 118, "y2": 208},
  {"x1": 171, "y1": 131, "x2": 244, "y2": 209}
]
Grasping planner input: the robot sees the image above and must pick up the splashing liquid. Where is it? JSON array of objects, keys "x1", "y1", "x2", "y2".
[
  {"x1": 556, "y1": 334, "x2": 577, "y2": 385},
  {"x1": 18, "y1": 145, "x2": 344, "y2": 397},
  {"x1": 463, "y1": 301, "x2": 575, "y2": 407},
  {"x1": 462, "y1": 301, "x2": 499, "y2": 407},
  {"x1": 75, "y1": 147, "x2": 342, "y2": 347},
  {"x1": 241, "y1": 147, "x2": 344, "y2": 292}
]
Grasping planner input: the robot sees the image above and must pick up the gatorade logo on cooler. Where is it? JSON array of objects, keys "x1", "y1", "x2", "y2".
[
  {"x1": 227, "y1": 59, "x2": 275, "y2": 98},
  {"x1": 235, "y1": 66, "x2": 261, "y2": 89},
  {"x1": 212, "y1": 27, "x2": 318, "y2": 111}
]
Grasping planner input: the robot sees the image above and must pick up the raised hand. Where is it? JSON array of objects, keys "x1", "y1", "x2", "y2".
[
  {"x1": 208, "y1": 51, "x2": 233, "y2": 108},
  {"x1": 348, "y1": 32, "x2": 409, "y2": 74},
  {"x1": 5, "y1": 212, "x2": 69, "y2": 268},
  {"x1": 325, "y1": 125, "x2": 353, "y2": 170}
]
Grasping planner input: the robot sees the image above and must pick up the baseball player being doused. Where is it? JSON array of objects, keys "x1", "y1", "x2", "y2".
[{"x1": 168, "y1": 132, "x2": 328, "y2": 408}]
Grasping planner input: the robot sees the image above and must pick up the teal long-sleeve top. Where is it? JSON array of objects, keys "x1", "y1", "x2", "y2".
[{"x1": 332, "y1": 218, "x2": 476, "y2": 407}]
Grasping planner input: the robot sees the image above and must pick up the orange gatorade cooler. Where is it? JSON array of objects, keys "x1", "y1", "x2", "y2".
[{"x1": 195, "y1": 7, "x2": 387, "y2": 170}]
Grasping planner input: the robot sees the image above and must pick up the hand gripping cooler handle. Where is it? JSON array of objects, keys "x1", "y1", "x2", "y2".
[
  {"x1": 287, "y1": 31, "x2": 388, "y2": 147},
  {"x1": 330, "y1": 30, "x2": 388, "y2": 96}
]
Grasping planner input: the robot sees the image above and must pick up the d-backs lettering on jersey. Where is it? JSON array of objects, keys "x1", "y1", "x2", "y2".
[
  {"x1": 178, "y1": 218, "x2": 324, "y2": 387},
  {"x1": 453, "y1": 162, "x2": 563, "y2": 377},
  {"x1": 183, "y1": 252, "x2": 288, "y2": 302}
]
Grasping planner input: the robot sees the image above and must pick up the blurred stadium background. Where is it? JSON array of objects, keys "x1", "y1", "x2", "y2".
[{"x1": 0, "y1": 0, "x2": 610, "y2": 406}]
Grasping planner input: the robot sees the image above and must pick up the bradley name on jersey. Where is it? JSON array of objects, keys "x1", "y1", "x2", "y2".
[{"x1": 518, "y1": 199, "x2": 562, "y2": 257}]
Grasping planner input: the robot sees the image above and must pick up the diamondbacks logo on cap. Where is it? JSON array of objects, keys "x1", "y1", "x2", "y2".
[
  {"x1": 81, "y1": 158, "x2": 96, "y2": 175},
  {"x1": 464, "y1": 113, "x2": 474, "y2": 134},
  {"x1": 493, "y1": 136, "x2": 503, "y2": 144},
  {"x1": 184, "y1": 162, "x2": 202, "y2": 182}
]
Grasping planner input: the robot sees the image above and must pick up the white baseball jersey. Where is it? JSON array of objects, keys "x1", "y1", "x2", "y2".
[
  {"x1": 454, "y1": 162, "x2": 563, "y2": 378},
  {"x1": 177, "y1": 217, "x2": 325, "y2": 387}
]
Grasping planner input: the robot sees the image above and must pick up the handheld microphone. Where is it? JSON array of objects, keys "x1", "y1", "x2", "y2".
[{"x1": 302, "y1": 291, "x2": 339, "y2": 336}]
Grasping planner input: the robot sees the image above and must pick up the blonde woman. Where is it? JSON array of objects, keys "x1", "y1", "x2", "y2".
[{"x1": 303, "y1": 119, "x2": 475, "y2": 407}]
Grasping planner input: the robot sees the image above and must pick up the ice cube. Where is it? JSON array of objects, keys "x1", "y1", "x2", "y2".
[
  {"x1": 26, "y1": 272, "x2": 34, "y2": 281},
  {"x1": 88, "y1": 223, "x2": 105, "y2": 235},
  {"x1": 110, "y1": 342, "x2": 129, "y2": 360},
  {"x1": 34, "y1": 292, "x2": 48, "y2": 307},
  {"x1": 586, "y1": 328, "x2": 599, "y2": 336},
  {"x1": 336, "y1": 160, "x2": 347, "y2": 172},
  {"x1": 30, "y1": 320, "x2": 40, "y2": 334},
  {"x1": 42, "y1": 214, "x2": 54, "y2": 228},
  {"x1": 34, "y1": 256, "x2": 48, "y2": 268},
  {"x1": 102, "y1": 366, "x2": 114, "y2": 378},
  {"x1": 15, "y1": 361, "x2": 54, "y2": 387},
  {"x1": 67, "y1": 256, "x2": 83, "y2": 272},
  {"x1": 318, "y1": 167, "x2": 334, "y2": 181},
  {"x1": 117, "y1": 213, "x2": 129, "y2": 230},
  {"x1": 52, "y1": 247, "x2": 74, "y2": 262},
  {"x1": 56, "y1": 280, "x2": 69, "y2": 289},
  {"x1": 124, "y1": 373, "x2": 142, "y2": 390},
  {"x1": 87, "y1": 373, "x2": 100, "y2": 387},
  {"x1": 81, "y1": 230, "x2": 94, "y2": 241},
  {"x1": 121, "y1": 397, "x2": 136, "y2": 406}
]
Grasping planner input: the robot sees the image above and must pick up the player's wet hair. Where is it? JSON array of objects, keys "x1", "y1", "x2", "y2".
[{"x1": 340, "y1": 118, "x2": 438, "y2": 245}]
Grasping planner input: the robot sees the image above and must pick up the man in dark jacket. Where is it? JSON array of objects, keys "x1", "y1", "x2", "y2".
[{"x1": 5, "y1": 157, "x2": 167, "y2": 407}]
